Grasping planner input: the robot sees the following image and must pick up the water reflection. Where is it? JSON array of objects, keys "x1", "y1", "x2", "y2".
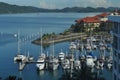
[
  {"x1": 36, "y1": 70, "x2": 60, "y2": 80},
  {"x1": 49, "y1": 70, "x2": 59, "y2": 77},
  {"x1": 37, "y1": 70, "x2": 44, "y2": 76}
]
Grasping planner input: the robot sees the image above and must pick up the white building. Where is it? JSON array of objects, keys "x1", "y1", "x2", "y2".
[{"x1": 108, "y1": 15, "x2": 120, "y2": 80}]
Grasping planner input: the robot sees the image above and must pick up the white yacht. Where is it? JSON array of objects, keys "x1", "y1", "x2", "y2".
[
  {"x1": 69, "y1": 42, "x2": 76, "y2": 50},
  {"x1": 98, "y1": 54, "x2": 105, "y2": 69},
  {"x1": 99, "y1": 42, "x2": 106, "y2": 50},
  {"x1": 58, "y1": 50, "x2": 65, "y2": 61},
  {"x1": 62, "y1": 59, "x2": 70, "y2": 69},
  {"x1": 99, "y1": 60, "x2": 104, "y2": 69},
  {"x1": 79, "y1": 43, "x2": 84, "y2": 52},
  {"x1": 85, "y1": 43, "x2": 92, "y2": 52},
  {"x1": 36, "y1": 31, "x2": 46, "y2": 70},
  {"x1": 99, "y1": 36, "x2": 106, "y2": 51},
  {"x1": 14, "y1": 32, "x2": 26, "y2": 62},
  {"x1": 107, "y1": 61, "x2": 112, "y2": 70},
  {"x1": 74, "y1": 60, "x2": 81, "y2": 70},
  {"x1": 36, "y1": 53, "x2": 46, "y2": 70},
  {"x1": 48, "y1": 40, "x2": 59, "y2": 70},
  {"x1": 106, "y1": 54, "x2": 113, "y2": 70},
  {"x1": 49, "y1": 57, "x2": 59, "y2": 70},
  {"x1": 74, "y1": 50, "x2": 81, "y2": 69},
  {"x1": 86, "y1": 55, "x2": 95, "y2": 68},
  {"x1": 14, "y1": 54, "x2": 26, "y2": 62}
]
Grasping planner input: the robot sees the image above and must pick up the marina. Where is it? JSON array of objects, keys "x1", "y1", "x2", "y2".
[
  {"x1": 0, "y1": 13, "x2": 113, "y2": 80},
  {"x1": 14, "y1": 33, "x2": 113, "y2": 75}
]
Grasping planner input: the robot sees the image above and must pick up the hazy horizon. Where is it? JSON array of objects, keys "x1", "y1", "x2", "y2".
[{"x1": 0, "y1": 0, "x2": 119, "y2": 9}]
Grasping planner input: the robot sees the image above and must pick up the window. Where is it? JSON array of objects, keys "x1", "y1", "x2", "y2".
[{"x1": 113, "y1": 22, "x2": 119, "y2": 34}]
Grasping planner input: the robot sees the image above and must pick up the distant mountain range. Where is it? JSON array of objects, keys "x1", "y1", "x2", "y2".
[{"x1": 0, "y1": 2, "x2": 120, "y2": 14}]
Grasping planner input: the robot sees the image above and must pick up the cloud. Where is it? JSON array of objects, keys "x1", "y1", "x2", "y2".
[
  {"x1": 38, "y1": 0, "x2": 120, "y2": 9},
  {"x1": 93, "y1": 0, "x2": 113, "y2": 7},
  {"x1": 75, "y1": 0, "x2": 113, "y2": 7},
  {"x1": 39, "y1": 1, "x2": 56, "y2": 9}
]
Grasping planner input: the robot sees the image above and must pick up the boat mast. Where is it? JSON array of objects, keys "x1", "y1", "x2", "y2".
[
  {"x1": 40, "y1": 29, "x2": 43, "y2": 54},
  {"x1": 17, "y1": 31, "x2": 21, "y2": 54},
  {"x1": 52, "y1": 39, "x2": 54, "y2": 58}
]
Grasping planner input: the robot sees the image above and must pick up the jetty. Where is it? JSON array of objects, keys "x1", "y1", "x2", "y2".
[
  {"x1": 32, "y1": 33, "x2": 87, "y2": 45},
  {"x1": 32, "y1": 32, "x2": 111, "y2": 45}
]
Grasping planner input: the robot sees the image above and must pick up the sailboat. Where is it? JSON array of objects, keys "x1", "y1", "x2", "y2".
[
  {"x1": 86, "y1": 55, "x2": 95, "y2": 68},
  {"x1": 74, "y1": 50, "x2": 81, "y2": 70},
  {"x1": 99, "y1": 35, "x2": 106, "y2": 51},
  {"x1": 61, "y1": 51, "x2": 70, "y2": 69},
  {"x1": 27, "y1": 51, "x2": 34, "y2": 61},
  {"x1": 79, "y1": 40, "x2": 84, "y2": 52},
  {"x1": 49, "y1": 40, "x2": 59, "y2": 70},
  {"x1": 85, "y1": 47, "x2": 95, "y2": 68},
  {"x1": 69, "y1": 42, "x2": 76, "y2": 50},
  {"x1": 36, "y1": 30, "x2": 46, "y2": 70},
  {"x1": 62, "y1": 59, "x2": 70, "y2": 69},
  {"x1": 36, "y1": 53, "x2": 46, "y2": 70},
  {"x1": 97, "y1": 49, "x2": 105, "y2": 69},
  {"x1": 14, "y1": 32, "x2": 26, "y2": 62},
  {"x1": 85, "y1": 43, "x2": 92, "y2": 52},
  {"x1": 106, "y1": 49, "x2": 113, "y2": 70}
]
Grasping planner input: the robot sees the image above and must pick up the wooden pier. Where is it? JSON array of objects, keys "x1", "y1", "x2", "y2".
[{"x1": 16, "y1": 55, "x2": 74, "y2": 71}]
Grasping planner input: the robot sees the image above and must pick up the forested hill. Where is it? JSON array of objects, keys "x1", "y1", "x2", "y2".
[
  {"x1": 0, "y1": 2, "x2": 43, "y2": 14},
  {"x1": 0, "y1": 2, "x2": 119, "y2": 14}
]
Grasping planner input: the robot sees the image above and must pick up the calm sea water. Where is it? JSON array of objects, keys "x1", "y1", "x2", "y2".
[{"x1": 0, "y1": 13, "x2": 112, "y2": 80}]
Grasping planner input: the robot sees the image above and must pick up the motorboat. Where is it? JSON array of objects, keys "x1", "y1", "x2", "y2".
[
  {"x1": 36, "y1": 31, "x2": 46, "y2": 70},
  {"x1": 58, "y1": 51, "x2": 65, "y2": 61},
  {"x1": 49, "y1": 57, "x2": 59, "y2": 70},
  {"x1": 69, "y1": 42, "x2": 76, "y2": 50},
  {"x1": 86, "y1": 55, "x2": 95, "y2": 68},
  {"x1": 48, "y1": 40, "x2": 59, "y2": 70},
  {"x1": 14, "y1": 54, "x2": 26, "y2": 62},
  {"x1": 62, "y1": 59, "x2": 70, "y2": 69},
  {"x1": 36, "y1": 53, "x2": 46, "y2": 70},
  {"x1": 74, "y1": 60, "x2": 81, "y2": 69}
]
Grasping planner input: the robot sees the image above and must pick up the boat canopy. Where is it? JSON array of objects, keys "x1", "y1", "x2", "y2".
[{"x1": 88, "y1": 51, "x2": 94, "y2": 57}]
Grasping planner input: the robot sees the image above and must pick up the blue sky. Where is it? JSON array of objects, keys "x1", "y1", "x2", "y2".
[{"x1": 0, "y1": 0, "x2": 119, "y2": 9}]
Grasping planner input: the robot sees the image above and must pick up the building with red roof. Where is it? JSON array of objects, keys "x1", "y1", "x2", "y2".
[{"x1": 75, "y1": 13, "x2": 109, "y2": 31}]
